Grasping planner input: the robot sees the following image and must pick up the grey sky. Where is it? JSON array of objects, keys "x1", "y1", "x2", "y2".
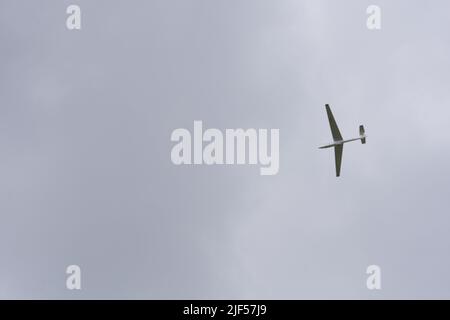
[{"x1": 1, "y1": 0, "x2": 450, "y2": 299}]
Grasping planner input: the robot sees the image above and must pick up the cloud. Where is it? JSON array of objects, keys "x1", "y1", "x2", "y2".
[{"x1": 1, "y1": 0, "x2": 450, "y2": 298}]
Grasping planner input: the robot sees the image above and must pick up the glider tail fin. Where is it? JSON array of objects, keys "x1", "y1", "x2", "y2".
[{"x1": 359, "y1": 125, "x2": 366, "y2": 144}]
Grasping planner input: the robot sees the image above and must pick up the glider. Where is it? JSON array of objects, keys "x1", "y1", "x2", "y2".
[{"x1": 319, "y1": 104, "x2": 366, "y2": 177}]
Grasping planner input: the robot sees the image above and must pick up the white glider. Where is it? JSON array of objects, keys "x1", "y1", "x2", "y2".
[{"x1": 319, "y1": 104, "x2": 366, "y2": 177}]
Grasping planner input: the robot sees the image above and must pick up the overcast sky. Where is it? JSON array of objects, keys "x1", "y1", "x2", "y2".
[{"x1": 1, "y1": 0, "x2": 450, "y2": 299}]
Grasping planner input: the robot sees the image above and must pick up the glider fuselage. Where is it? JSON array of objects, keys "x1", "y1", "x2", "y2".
[{"x1": 318, "y1": 137, "x2": 364, "y2": 149}]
